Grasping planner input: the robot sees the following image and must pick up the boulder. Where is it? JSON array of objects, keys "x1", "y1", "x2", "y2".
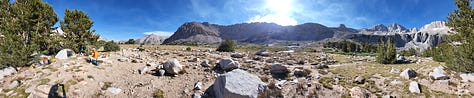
[
  {"x1": 409, "y1": 81, "x2": 421, "y2": 93},
  {"x1": 315, "y1": 64, "x2": 328, "y2": 69},
  {"x1": 205, "y1": 69, "x2": 266, "y2": 98},
  {"x1": 194, "y1": 82, "x2": 203, "y2": 90},
  {"x1": 138, "y1": 66, "x2": 148, "y2": 74},
  {"x1": 218, "y1": 58, "x2": 240, "y2": 71},
  {"x1": 163, "y1": 58, "x2": 183, "y2": 75},
  {"x1": 350, "y1": 87, "x2": 375, "y2": 98},
  {"x1": 201, "y1": 60, "x2": 211, "y2": 67},
  {"x1": 430, "y1": 67, "x2": 450, "y2": 80},
  {"x1": 355, "y1": 76, "x2": 365, "y2": 84},
  {"x1": 270, "y1": 63, "x2": 289, "y2": 74},
  {"x1": 255, "y1": 50, "x2": 269, "y2": 56},
  {"x1": 460, "y1": 73, "x2": 474, "y2": 82},
  {"x1": 8, "y1": 80, "x2": 20, "y2": 89},
  {"x1": 1, "y1": 67, "x2": 17, "y2": 77},
  {"x1": 231, "y1": 53, "x2": 244, "y2": 58},
  {"x1": 400, "y1": 68, "x2": 416, "y2": 79},
  {"x1": 293, "y1": 69, "x2": 304, "y2": 77}
]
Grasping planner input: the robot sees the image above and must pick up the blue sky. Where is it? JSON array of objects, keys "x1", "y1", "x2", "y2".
[{"x1": 42, "y1": 0, "x2": 456, "y2": 41}]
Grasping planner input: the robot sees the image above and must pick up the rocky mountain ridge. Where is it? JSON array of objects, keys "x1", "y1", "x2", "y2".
[
  {"x1": 163, "y1": 21, "x2": 451, "y2": 49},
  {"x1": 136, "y1": 34, "x2": 166, "y2": 45}
]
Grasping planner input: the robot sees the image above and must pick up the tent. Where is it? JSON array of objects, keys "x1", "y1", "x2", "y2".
[{"x1": 55, "y1": 49, "x2": 75, "y2": 59}]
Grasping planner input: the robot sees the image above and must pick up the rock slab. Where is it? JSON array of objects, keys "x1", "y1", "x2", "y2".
[
  {"x1": 206, "y1": 69, "x2": 266, "y2": 98},
  {"x1": 400, "y1": 68, "x2": 416, "y2": 79},
  {"x1": 163, "y1": 58, "x2": 183, "y2": 75},
  {"x1": 409, "y1": 81, "x2": 421, "y2": 94}
]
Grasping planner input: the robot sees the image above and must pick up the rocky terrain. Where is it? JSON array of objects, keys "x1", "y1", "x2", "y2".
[
  {"x1": 0, "y1": 45, "x2": 473, "y2": 98},
  {"x1": 136, "y1": 34, "x2": 166, "y2": 45},
  {"x1": 163, "y1": 21, "x2": 450, "y2": 50}
]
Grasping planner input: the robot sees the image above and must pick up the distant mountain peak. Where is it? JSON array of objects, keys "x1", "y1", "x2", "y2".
[
  {"x1": 388, "y1": 23, "x2": 408, "y2": 32},
  {"x1": 368, "y1": 24, "x2": 388, "y2": 31},
  {"x1": 136, "y1": 34, "x2": 165, "y2": 45}
]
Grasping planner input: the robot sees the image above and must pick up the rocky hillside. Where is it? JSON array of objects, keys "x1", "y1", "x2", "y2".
[
  {"x1": 163, "y1": 21, "x2": 450, "y2": 49},
  {"x1": 163, "y1": 22, "x2": 357, "y2": 45},
  {"x1": 136, "y1": 34, "x2": 166, "y2": 45}
]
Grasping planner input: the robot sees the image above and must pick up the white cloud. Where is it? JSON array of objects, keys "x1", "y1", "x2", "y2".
[{"x1": 143, "y1": 31, "x2": 174, "y2": 37}]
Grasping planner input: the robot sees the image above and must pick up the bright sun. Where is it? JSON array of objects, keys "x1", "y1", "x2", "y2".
[
  {"x1": 247, "y1": 0, "x2": 297, "y2": 26},
  {"x1": 266, "y1": 0, "x2": 293, "y2": 15}
]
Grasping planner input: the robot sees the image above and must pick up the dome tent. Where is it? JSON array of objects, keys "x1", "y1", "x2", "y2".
[{"x1": 55, "y1": 49, "x2": 75, "y2": 59}]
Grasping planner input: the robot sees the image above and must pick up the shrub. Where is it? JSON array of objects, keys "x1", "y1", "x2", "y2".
[
  {"x1": 216, "y1": 39, "x2": 235, "y2": 52},
  {"x1": 153, "y1": 89, "x2": 165, "y2": 98},
  {"x1": 125, "y1": 39, "x2": 135, "y2": 44},
  {"x1": 103, "y1": 41, "x2": 120, "y2": 52},
  {"x1": 186, "y1": 47, "x2": 191, "y2": 51}
]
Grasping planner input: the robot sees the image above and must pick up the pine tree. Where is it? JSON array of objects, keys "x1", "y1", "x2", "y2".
[
  {"x1": 445, "y1": 0, "x2": 474, "y2": 72},
  {"x1": 60, "y1": 9, "x2": 100, "y2": 52},
  {"x1": 376, "y1": 37, "x2": 397, "y2": 64},
  {"x1": 0, "y1": 0, "x2": 58, "y2": 67}
]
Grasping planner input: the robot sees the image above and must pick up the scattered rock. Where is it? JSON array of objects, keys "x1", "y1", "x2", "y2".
[
  {"x1": 270, "y1": 63, "x2": 289, "y2": 74},
  {"x1": 163, "y1": 58, "x2": 183, "y2": 75},
  {"x1": 218, "y1": 58, "x2": 240, "y2": 71},
  {"x1": 430, "y1": 66, "x2": 450, "y2": 80},
  {"x1": 409, "y1": 81, "x2": 421, "y2": 93},
  {"x1": 189, "y1": 58, "x2": 200, "y2": 62},
  {"x1": 355, "y1": 76, "x2": 365, "y2": 84},
  {"x1": 107, "y1": 87, "x2": 122, "y2": 95},
  {"x1": 201, "y1": 60, "x2": 211, "y2": 67},
  {"x1": 192, "y1": 93, "x2": 201, "y2": 98},
  {"x1": 293, "y1": 69, "x2": 304, "y2": 77},
  {"x1": 8, "y1": 80, "x2": 20, "y2": 89},
  {"x1": 315, "y1": 64, "x2": 328, "y2": 69},
  {"x1": 204, "y1": 69, "x2": 266, "y2": 98},
  {"x1": 138, "y1": 66, "x2": 148, "y2": 74},
  {"x1": 350, "y1": 87, "x2": 375, "y2": 98},
  {"x1": 0, "y1": 67, "x2": 17, "y2": 80},
  {"x1": 460, "y1": 73, "x2": 474, "y2": 82},
  {"x1": 146, "y1": 62, "x2": 157, "y2": 67},
  {"x1": 25, "y1": 87, "x2": 34, "y2": 93},
  {"x1": 382, "y1": 95, "x2": 394, "y2": 98},
  {"x1": 117, "y1": 57, "x2": 128, "y2": 62},
  {"x1": 390, "y1": 67, "x2": 400, "y2": 74},
  {"x1": 158, "y1": 69, "x2": 166, "y2": 76},
  {"x1": 400, "y1": 68, "x2": 416, "y2": 79},
  {"x1": 194, "y1": 82, "x2": 203, "y2": 90},
  {"x1": 231, "y1": 53, "x2": 244, "y2": 58},
  {"x1": 255, "y1": 50, "x2": 269, "y2": 56}
]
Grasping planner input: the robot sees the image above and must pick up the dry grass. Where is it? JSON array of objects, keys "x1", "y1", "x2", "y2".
[{"x1": 329, "y1": 60, "x2": 443, "y2": 78}]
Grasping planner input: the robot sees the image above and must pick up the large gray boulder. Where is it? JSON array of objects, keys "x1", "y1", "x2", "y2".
[
  {"x1": 400, "y1": 68, "x2": 416, "y2": 79},
  {"x1": 205, "y1": 69, "x2": 266, "y2": 98},
  {"x1": 218, "y1": 58, "x2": 240, "y2": 71},
  {"x1": 409, "y1": 81, "x2": 421, "y2": 93},
  {"x1": 163, "y1": 58, "x2": 183, "y2": 75},
  {"x1": 270, "y1": 63, "x2": 289, "y2": 74},
  {"x1": 430, "y1": 67, "x2": 450, "y2": 80}
]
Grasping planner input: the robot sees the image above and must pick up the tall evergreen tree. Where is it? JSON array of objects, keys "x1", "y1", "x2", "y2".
[
  {"x1": 376, "y1": 37, "x2": 397, "y2": 64},
  {"x1": 445, "y1": 0, "x2": 474, "y2": 72},
  {"x1": 0, "y1": 0, "x2": 58, "y2": 67},
  {"x1": 60, "y1": 9, "x2": 99, "y2": 52}
]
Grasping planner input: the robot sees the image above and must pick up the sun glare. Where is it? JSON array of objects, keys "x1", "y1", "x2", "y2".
[{"x1": 251, "y1": 0, "x2": 296, "y2": 26}]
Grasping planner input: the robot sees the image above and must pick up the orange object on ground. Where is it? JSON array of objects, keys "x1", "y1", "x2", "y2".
[{"x1": 93, "y1": 50, "x2": 99, "y2": 59}]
